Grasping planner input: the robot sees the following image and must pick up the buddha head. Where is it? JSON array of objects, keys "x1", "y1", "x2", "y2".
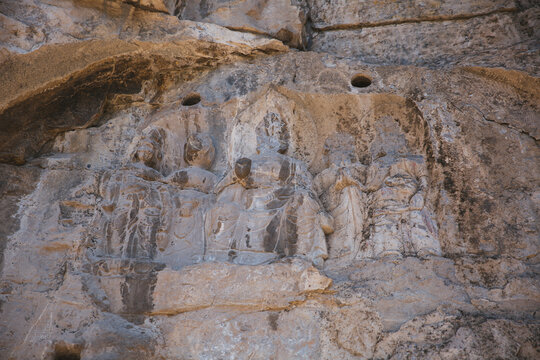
[
  {"x1": 183, "y1": 132, "x2": 215, "y2": 169},
  {"x1": 132, "y1": 127, "x2": 166, "y2": 170},
  {"x1": 323, "y1": 133, "x2": 358, "y2": 167},
  {"x1": 256, "y1": 112, "x2": 290, "y2": 155}
]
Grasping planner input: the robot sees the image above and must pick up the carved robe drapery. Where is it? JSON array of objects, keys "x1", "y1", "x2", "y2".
[{"x1": 204, "y1": 155, "x2": 329, "y2": 266}]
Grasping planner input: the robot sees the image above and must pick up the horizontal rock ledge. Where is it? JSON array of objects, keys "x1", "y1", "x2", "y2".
[{"x1": 150, "y1": 259, "x2": 332, "y2": 315}]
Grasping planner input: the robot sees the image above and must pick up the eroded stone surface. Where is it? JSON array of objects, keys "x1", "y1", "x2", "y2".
[
  {"x1": 0, "y1": 0, "x2": 539, "y2": 359},
  {"x1": 151, "y1": 259, "x2": 332, "y2": 315},
  {"x1": 308, "y1": 0, "x2": 518, "y2": 29},
  {"x1": 310, "y1": 11, "x2": 539, "y2": 73},
  {"x1": 177, "y1": 0, "x2": 308, "y2": 48}
]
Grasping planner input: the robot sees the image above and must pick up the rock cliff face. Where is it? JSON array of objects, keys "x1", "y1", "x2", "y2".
[{"x1": 0, "y1": 1, "x2": 538, "y2": 359}]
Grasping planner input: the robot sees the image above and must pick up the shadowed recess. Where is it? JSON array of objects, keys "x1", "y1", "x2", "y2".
[
  {"x1": 351, "y1": 74, "x2": 372, "y2": 88},
  {"x1": 182, "y1": 93, "x2": 202, "y2": 106},
  {"x1": 0, "y1": 55, "x2": 155, "y2": 165},
  {"x1": 53, "y1": 342, "x2": 82, "y2": 360}
]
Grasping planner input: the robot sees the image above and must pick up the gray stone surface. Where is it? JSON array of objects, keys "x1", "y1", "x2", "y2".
[
  {"x1": 0, "y1": 1, "x2": 539, "y2": 359},
  {"x1": 310, "y1": 11, "x2": 540, "y2": 74},
  {"x1": 307, "y1": 0, "x2": 518, "y2": 29},
  {"x1": 177, "y1": 0, "x2": 308, "y2": 48}
]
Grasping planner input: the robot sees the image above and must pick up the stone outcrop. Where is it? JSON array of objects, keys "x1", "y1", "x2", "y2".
[
  {"x1": 177, "y1": 0, "x2": 308, "y2": 48},
  {"x1": 0, "y1": 1, "x2": 538, "y2": 359},
  {"x1": 308, "y1": 0, "x2": 539, "y2": 74}
]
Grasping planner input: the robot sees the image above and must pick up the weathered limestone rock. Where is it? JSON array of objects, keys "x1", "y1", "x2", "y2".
[
  {"x1": 310, "y1": 11, "x2": 539, "y2": 73},
  {"x1": 0, "y1": 0, "x2": 287, "y2": 164},
  {"x1": 374, "y1": 310, "x2": 540, "y2": 359},
  {"x1": 151, "y1": 259, "x2": 332, "y2": 315},
  {"x1": 1, "y1": 0, "x2": 539, "y2": 359},
  {"x1": 124, "y1": 0, "x2": 170, "y2": 13},
  {"x1": 177, "y1": 0, "x2": 308, "y2": 48},
  {"x1": 205, "y1": 111, "x2": 331, "y2": 266},
  {"x1": 308, "y1": 0, "x2": 519, "y2": 30}
]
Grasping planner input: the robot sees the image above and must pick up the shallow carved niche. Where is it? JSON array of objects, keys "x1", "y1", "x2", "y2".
[
  {"x1": 204, "y1": 112, "x2": 333, "y2": 267},
  {"x1": 86, "y1": 105, "x2": 440, "y2": 272},
  {"x1": 91, "y1": 127, "x2": 169, "y2": 261},
  {"x1": 78, "y1": 129, "x2": 221, "y2": 318},
  {"x1": 314, "y1": 133, "x2": 368, "y2": 261},
  {"x1": 89, "y1": 128, "x2": 218, "y2": 269},
  {"x1": 360, "y1": 155, "x2": 441, "y2": 259},
  {"x1": 315, "y1": 131, "x2": 441, "y2": 264},
  {"x1": 157, "y1": 132, "x2": 218, "y2": 268}
]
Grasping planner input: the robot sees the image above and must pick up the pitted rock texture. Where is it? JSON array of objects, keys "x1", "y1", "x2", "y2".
[
  {"x1": 0, "y1": 1, "x2": 539, "y2": 359},
  {"x1": 308, "y1": 1, "x2": 539, "y2": 74},
  {"x1": 307, "y1": 0, "x2": 519, "y2": 29}
]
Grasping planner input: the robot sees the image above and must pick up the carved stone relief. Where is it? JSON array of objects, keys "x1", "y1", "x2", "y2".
[
  {"x1": 2, "y1": 2, "x2": 539, "y2": 358},
  {"x1": 204, "y1": 112, "x2": 332, "y2": 267},
  {"x1": 360, "y1": 155, "x2": 441, "y2": 259},
  {"x1": 315, "y1": 133, "x2": 442, "y2": 264},
  {"x1": 87, "y1": 129, "x2": 220, "y2": 271},
  {"x1": 83, "y1": 97, "x2": 442, "y2": 272},
  {"x1": 314, "y1": 133, "x2": 368, "y2": 261}
]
